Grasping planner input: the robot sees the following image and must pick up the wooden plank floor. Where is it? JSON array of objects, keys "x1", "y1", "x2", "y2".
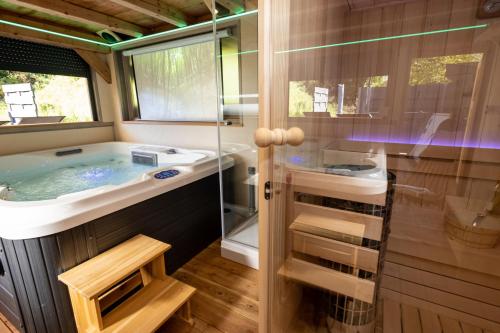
[
  {"x1": 383, "y1": 299, "x2": 496, "y2": 333},
  {"x1": 0, "y1": 241, "x2": 497, "y2": 333},
  {"x1": 158, "y1": 241, "x2": 259, "y2": 333},
  {"x1": 0, "y1": 240, "x2": 257, "y2": 333}
]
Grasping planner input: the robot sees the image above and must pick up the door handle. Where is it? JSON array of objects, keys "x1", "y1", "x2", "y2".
[{"x1": 254, "y1": 127, "x2": 304, "y2": 148}]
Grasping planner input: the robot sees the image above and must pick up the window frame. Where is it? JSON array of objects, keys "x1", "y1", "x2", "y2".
[
  {"x1": 0, "y1": 37, "x2": 101, "y2": 129},
  {"x1": 116, "y1": 24, "x2": 242, "y2": 126}
]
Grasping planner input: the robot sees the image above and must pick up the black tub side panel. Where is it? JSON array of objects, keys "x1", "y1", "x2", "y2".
[
  {"x1": 2, "y1": 173, "x2": 222, "y2": 333},
  {"x1": 3, "y1": 225, "x2": 96, "y2": 333},
  {"x1": 0, "y1": 239, "x2": 25, "y2": 332},
  {"x1": 91, "y1": 172, "x2": 222, "y2": 273}
]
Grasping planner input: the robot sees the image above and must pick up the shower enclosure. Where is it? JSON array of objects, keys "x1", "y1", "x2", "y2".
[{"x1": 215, "y1": 12, "x2": 260, "y2": 269}]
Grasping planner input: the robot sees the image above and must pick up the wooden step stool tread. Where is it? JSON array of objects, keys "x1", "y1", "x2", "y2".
[
  {"x1": 59, "y1": 234, "x2": 171, "y2": 299},
  {"x1": 278, "y1": 257, "x2": 375, "y2": 304},
  {"x1": 291, "y1": 202, "x2": 383, "y2": 241},
  {"x1": 102, "y1": 276, "x2": 195, "y2": 333}
]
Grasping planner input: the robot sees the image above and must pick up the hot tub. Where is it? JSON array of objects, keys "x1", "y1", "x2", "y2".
[
  {"x1": 0, "y1": 141, "x2": 229, "y2": 239},
  {"x1": 0, "y1": 142, "x2": 231, "y2": 333}
]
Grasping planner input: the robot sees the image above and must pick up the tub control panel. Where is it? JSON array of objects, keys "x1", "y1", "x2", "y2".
[{"x1": 154, "y1": 169, "x2": 180, "y2": 180}]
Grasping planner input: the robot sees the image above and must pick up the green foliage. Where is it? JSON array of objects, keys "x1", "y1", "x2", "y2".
[
  {"x1": 409, "y1": 53, "x2": 482, "y2": 86},
  {"x1": 0, "y1": 70, "x2": 92, "y2": 123},
  {"x1": 289, "y1": 81, "x2": 313, "y2": 117},
  {"x1": 363, "y1": 75, "x2": 388, "y2": 88},
  {"x1": 0, "y1": 71, "x2": 51, "y2": 99},
  {"x1": 288, "y1": 80, "x2": 360, "y2": 117}
]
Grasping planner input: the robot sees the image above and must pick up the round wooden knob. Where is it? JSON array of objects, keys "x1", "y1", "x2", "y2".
[{"x1": 254, "y1": 127, "x2": 304, "y2": 148}]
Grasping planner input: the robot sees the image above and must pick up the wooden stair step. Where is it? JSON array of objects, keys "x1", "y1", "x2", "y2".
[
  {"x1": 292, "y1": 230, "x2": 380, "y2": 273},
  {"x1": 291, "y1": 202, "x2": 383, "y2": 241},
  {"x1": 102, "y1": 276, "x2": 195, "y2": 333},
  {"x1": 59, "y1": 235, "x2": 171, "y2": 299},
  {"x1": 278, "y1": 257, "x2": 375, "y2": 304}
]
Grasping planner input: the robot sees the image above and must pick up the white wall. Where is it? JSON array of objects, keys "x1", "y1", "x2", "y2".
[{"x1": 0, "y1": 126, "x2": 114, "y2": 156}]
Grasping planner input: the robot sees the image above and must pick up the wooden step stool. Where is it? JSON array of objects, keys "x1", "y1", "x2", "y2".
[{"x1": 59, "y1": 234, "x2": 195, "y2": 333}]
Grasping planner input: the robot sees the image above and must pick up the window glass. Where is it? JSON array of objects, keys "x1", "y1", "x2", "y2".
[
  {"x1": 133, "y1": 40, "x2": 218, "y2": 122},
  {"x1": 0, "y1": 71, "x2": 93, "y2": 125}
]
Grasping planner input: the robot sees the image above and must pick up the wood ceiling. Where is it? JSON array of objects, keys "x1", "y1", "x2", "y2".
[{"x1": 0, "y1": 0, "x2": 258, "y2": 53}]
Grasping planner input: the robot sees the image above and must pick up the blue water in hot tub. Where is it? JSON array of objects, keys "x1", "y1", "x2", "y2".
[{"x1": 1, "y1": 153, "x2": 158, "y2": 202}]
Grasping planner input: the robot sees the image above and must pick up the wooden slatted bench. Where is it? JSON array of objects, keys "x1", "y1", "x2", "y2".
[{"x1": 59, "y1": 234, "x2": 195, "y2": 333}]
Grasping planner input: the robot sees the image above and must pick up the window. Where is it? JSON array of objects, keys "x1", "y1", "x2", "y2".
[
  {"x1": 132, "y1": 39, "x2": 218, "y2": 121},
  {"x1": 0, "y1": 37, "x2": 96, "y2": 126},
  {"x1": 121, "y1": 30, "x2": 239, "y2": 123}
]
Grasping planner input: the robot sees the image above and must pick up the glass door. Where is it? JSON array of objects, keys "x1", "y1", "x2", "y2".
[
  {"x1": 212, "y1": 5, "x2": 260, "y2": 267},
  {"x1": 259, "y1": 0, "x2": 500, "y2": 332}
]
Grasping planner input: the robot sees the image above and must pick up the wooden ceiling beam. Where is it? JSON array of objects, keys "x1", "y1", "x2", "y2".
[
  {"x1": 75, "y1": 49, "x2": 111, "y2": 83},
  {"x1": 0, "y1": 10, "x2": 107, "y2": 44},
  {"x1": 108, "y1": 0, "x2": 190, "y2": 28},
  {"x1": 215, "y1": 0, "x2": 245, "y2": 14},
  {"x1": 3, "y1": 0, "x2": 148, "y2": 37},
  {"x1": 0, "y1": 19, "x2": 110, "y2": 53}
]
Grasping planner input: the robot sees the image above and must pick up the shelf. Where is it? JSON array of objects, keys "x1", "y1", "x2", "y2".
[
  {"x1": 278, "y1": 257, "x2": 375, "y2": 304},
  {"x1": 291, "y1": 201, "x2": 383, "y2": 241},
  {"x1": 102, "y1": 277, "x2": 195, "y2": 333},
  {"x1": 288, "y1": 169, "x2": 387, "y2": 205},
  {"x1": 292, "y1": 230, "x2": 379, "y2": 273}
]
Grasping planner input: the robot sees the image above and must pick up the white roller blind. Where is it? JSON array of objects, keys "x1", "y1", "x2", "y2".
[{"x1": 133, "y1": 39, "x2": 219, "y2": 121}]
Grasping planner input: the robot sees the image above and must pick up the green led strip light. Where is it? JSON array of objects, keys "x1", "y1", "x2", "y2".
[
  {"x1": 0, "y1": 9, "x2": 258, "y2": 49},
  {"x1": 111, "y1": 9, "x2": 259, "y2": 49},
  {"x1": 219, "y1": 49, "x2": 258, "y2": 57},
  {"x1": 276, "y1": 24, "x2": 488, "y2": 54},
  {"x1": 213, "y1": 23, "x2": 488, "y2": 58},
  {"x1": 0, "y1": 12, "x2": 485, "y2": 54},
  {"x1": 0, "y1": 19, "x2": 111, "y2": 47}
]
